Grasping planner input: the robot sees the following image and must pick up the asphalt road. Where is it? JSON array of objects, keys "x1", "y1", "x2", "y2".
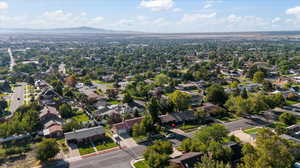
[
  {"x1": 10, "y1": 83, "x2": 26, "y2": 114},
  {"x1": 224, "y1": 117, "x2": 268, "y2": 132},
  {"x1": 69, "y1": 146, "x2": 146, "y2": 168},
  {"x1": 8, "y1": 48, "x2": 15, "y2": 71}
]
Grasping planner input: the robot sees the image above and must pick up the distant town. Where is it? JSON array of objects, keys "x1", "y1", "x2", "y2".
[{"x1": 0, "y1": 30, "x2": 300, "y2": 168}]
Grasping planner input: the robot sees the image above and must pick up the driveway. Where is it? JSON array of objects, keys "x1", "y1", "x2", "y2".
[
  {"x1": 224, "y1": 118, "x2": 268, "y2": 132},
  {"x1": 69, "y1": 146, "x2": 146, "y2": 168},
  {"x1": 230, "y1": 130, "x2": 256, "y2": 146}
]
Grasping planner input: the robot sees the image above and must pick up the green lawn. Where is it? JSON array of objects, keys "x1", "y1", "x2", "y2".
[
  {"x1": 216, "y1": 114, "x2": 240, "y2": 122},
  {"x1": 286, "y1": 100, "x2": 300, "y2": 105},
  {"x1": 78, "y1": 143, "x2": 95, "y2": 156},
  {"x1": 93, "y1": 80, "x2": 113, "y2": 85},
  {"x1": 108, "y1": 100, "x2": 120, "y2": 105},
  {"x1": 244, "y1": 127, "x2": 263, "y2": 135},
  {"x1": 57, "y1": 139, "x2": 69, "y2": 153},
  {"x1": 0, "y1": 93, "x2": 8, "y2": 97},
  {"x1": 72, "y1": 111, "x2": 90, "y2": 122},
  {"x1": 94, "y1": 137, "x2": 118, "y2": 151},
  {"x1": 179, "y1": 124, "x2": 201, "y2": 132},
  {"x1": 133, "y1": 160, "x2": 148, "y2": 168}
]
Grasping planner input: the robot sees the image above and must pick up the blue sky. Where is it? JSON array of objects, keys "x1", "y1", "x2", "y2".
[{"x1": 1, "y1": 0, "x2": 300, "y2": 32}]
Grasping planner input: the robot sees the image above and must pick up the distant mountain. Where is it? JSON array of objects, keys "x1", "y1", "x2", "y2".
[{"x1": 0, "y1": 27, "x2": 139, "y2": 34}]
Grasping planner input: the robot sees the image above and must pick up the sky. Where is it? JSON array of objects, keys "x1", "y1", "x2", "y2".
[{"x1": 1, "y1": 0, "x2": 300, "y2": 33}]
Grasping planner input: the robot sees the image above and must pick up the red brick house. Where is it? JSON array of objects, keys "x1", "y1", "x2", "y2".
[{"x1": 112, "y1": 117, "x2": 144, "y2": 135}]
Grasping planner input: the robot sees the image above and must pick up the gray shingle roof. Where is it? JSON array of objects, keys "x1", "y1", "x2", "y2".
[{"x1": 64, "y1": 126, "x2": 105, "y2": 140}]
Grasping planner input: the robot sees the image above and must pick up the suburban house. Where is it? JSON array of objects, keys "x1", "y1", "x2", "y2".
[
  {"x1": 200, "y1": 103, "x2": 222, "y2": 116},
  {"x1": 65, "y1": 126, "x2": 105, "y2": 144},
  {"x1": 160, "y1": 110, "x2": 198, "y2": 127},
  {"x1": 39, "y1": 106, "x2": 63, "y2": 138},
  {"x1": 38, "y1": 88, "x2": 60, "y2": 106},
  {"x1": 39, "y1": 106, "x2": 61, "y2": 124},
  {"x1": 169, "y1": 152, "x2": 203, "y2": 168},
  {"x1": 287, "y1": 124, "x2": 300, "y2": 138},
  {"x1": 112, "y1": 117, "x2": 144, "y2": 135},
  {"x1": 79, "y1": 87, "x2": 106, "y2": 103}
]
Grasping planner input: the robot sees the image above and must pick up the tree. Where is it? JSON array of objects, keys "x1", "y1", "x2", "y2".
[
  {"x1": 206, "y1": 84, "x2": 228, "y2": 105},
  {"x1": 208, "y1": 141, "x2": 233, "y2": 161},
  {"x1": 154, "y1": 74, "x2": 170, "y2": 86},
  {"x1": 253, "y1": 71, "x2": 264, "y2": 83},
  {"x1": 248, "y1": 94, "x2": 269, "y2": 114},
  {"x1": 194, "y1": 108, "x2": 208, "y2": 123},
  {"x1": 0, "y1": 98, "x2": 8, "y2": 111},
  {"x1": 62, "y1": 119, "x2": 83, "y2": 132},
  {"x1": 194, "y1": 124, "x2": 229, "y2": 145},
  {"x1": 241, "y1": 88, "x2": 248, "y2": 99},
  {"x1": 147, "y1": 98, "x2": 160, "y2": 123},
  {"x1": 279, "y1": 113, "x2": 297, "y2": 125},
  {"x1": 64, "y1": 76, "x2": 77, "y2": 87},
  {"x1": 225, "y1": 96, "x2": 252, "y2": 116},
  {"x1": 230, "y1": 81, "x2": 239, "y2": 88},
  {"x1": 262, "y1": 80, "x2": 273, "y2": 91},
  {"x1": 239, "y1": 129, "x2": 295, "y2": 168},
  {"x1": 36, "y1": 138, "x2": 59, "y2": 162},
  {"x1": 122, "y1": 92, "x2": 134, "y2": 104},
  {"x1": 168, "y1": 90, "x2": 191, "y2": 112},
  {"x1": 144, "y1": 140, "x2": 173, "y2": 168},
  {"x1": 106, "y1": 88, "x2": 118, "y2": 99},
  {"x1": 196, "y1": 155, "x2": 231, "y2": 168},
  {"x1": 58, "y1": 104, "x2": 73, "y2": 118},
  {"x1": 50, "y1": 80, "x2": 63, "y2": 95}
]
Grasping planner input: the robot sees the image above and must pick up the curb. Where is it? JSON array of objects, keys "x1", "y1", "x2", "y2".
[{"x1": 130, "y1": 158, "x2": 144, "y2": 168}]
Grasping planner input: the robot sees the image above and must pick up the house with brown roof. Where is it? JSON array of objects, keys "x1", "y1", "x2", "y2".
[
  {"x1": 43, "y1": 124, "x2": 63, "y2": 138},
  {"x1": 112, "y1": 117, "x2": 144, "y2": 135},
  {"x1": 39, "y1": 106, "x2": 63, "y2": 138}
]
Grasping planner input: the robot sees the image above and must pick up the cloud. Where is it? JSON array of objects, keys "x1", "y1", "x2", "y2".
[
  {"x1": 139, "y1": 0, "x2": 174, "y2": 11},
  {"x1": 172, "y1": 8, "x2": 182, "y2": 12},
  {"x1": 179, "y1": 12, "x2": 216, "y2": 23},
  {"x1": 0, "y1": 1, "x2": 8, "y2": 9},
  {"x1": 0, "y1": 10, "x2": 105, "y2": 28},
  {"x1": 203, "y1": 4, "x2": 212, "y2": 9},
  {"x1": 272, "y1": 17, "x2": 281, "y2": 23},
  {"x1": 286, "y1": 6, "x2": 300, "y2": 19},
  {"x1": 226, "y1": 14, "x2": 268, "y2": 31},
  {"x1": 203, "y1": 0, "x2": 222, "y2": 9}
]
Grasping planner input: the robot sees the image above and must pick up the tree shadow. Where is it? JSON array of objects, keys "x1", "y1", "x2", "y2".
[{"x1": 41, "y1": 159, "x2": 70, "y2": 168}]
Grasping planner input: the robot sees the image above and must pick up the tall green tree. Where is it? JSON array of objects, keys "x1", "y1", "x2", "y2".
[
  {"x1": 253, "y1": 71, "x2": 264, "y2": 83},
  {"x1": 36, "y1": 138, "x2": 60, "y2": 162},
  {"x1": 206, "y1": 84, "x2": 228, "y2": 105},
  {"x1": 168, "y1": 90, "x2": 191, "y2": 112}
]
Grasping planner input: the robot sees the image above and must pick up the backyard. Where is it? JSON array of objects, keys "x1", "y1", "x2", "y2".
[{"x1": 72, "y1": 110, "x2": 90, "y2": 122}]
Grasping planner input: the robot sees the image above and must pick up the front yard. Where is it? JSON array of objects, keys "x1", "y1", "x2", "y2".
[
  {"x1": 179, "y1": 124, "x2": 202, "y2": 132},
  {"x1": 243, "y1": 127, "x2": 263, "y2": 135},
  {"x1": 94, "y1": 137, "x2": 118, "y2": 151},
  {"x1": 77, "y1": 136, "x2": 118, "y2": 156},
  {"x1": 77, "y1": 143, "x2": 95, "y2": 156}
]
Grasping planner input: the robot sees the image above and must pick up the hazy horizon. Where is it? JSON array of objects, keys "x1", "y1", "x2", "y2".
[{"x1": 1, "y1": 0, "x2": 300, "y2": 33}]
